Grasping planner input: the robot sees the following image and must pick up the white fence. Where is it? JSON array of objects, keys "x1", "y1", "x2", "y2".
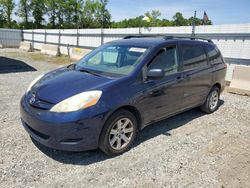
[
  {"x1": 1, "y1": 24, "x2": 250, "y2": 59},
  {"x1": 1, "y1": 24, "x2": 250, "y2": 81},
  {"x1": 0, "y1": 29, "x2": 22, "y2": 48},
  {"x1": 21, "y1": 24, "x2": 250, "y2": 60}
]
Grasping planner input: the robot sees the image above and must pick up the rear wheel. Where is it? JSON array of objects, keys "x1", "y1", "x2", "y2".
[
  {"x1": 99, "y1": 109, "x2": 137, "y2": 156},
  {"x1": 200, "y1": 86, "x2": 220, "y2": 113}
]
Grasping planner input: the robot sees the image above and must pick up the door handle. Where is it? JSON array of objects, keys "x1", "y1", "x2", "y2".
[
  {"x1": 176, "y1": 76, "x2": 183, "y2": 82},
  {"x1": 149, "y1": 89, "x2": 162, "y2": 96},
  {"x1": 185, "y1": 74, "x2": 191, "y2": 80}
]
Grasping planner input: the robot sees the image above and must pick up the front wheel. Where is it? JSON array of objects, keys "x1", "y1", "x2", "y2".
[
  {"x1": 99, "y1": 109, "x2": 138, "y2": 156},
  {"x1": 200, "y1": 86, "x2": 220, "y2": 113}
]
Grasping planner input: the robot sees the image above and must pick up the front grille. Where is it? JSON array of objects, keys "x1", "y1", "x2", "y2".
[
  {"x1": 24, "y1": 122, "x2": 50, "y2": 140},
  {"x1": 29, "y1": 98, "x2": 54, "y2": 110},
  {"x1": 26, "y1": 92, "x2": 54, "y2": 110}
]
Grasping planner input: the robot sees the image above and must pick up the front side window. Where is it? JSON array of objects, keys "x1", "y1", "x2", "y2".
[
  {"x1": 181, "y1": 44, "x2": 207, "y2": 70},
  {"x1": 76, "y1": 45, "x2": 149, "y2": 77},
  {"x1": 148, "y1": 46, "x2": 178, "y2": 75}
]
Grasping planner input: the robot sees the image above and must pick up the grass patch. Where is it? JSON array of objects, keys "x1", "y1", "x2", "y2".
[
  {"x1": 29, "y1": 53, "x2": 48, "y2": 62},
  {"x1": 2, "y1": 49, "x2": 75, "y2": 65},
  {"x1": 48, "y1": 55, "x2": 74, "y2": 65}
]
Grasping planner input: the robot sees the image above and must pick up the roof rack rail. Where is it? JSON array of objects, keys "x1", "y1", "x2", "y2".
[
  {"x1": 164, "y1": 36, "x2": 213, "y2": 43},
  {"x1": 123, "y1": 34, "x2": 163, "y2": 39},
  {"x1": 123, "y1": 35, "x2": 213, "y2": 43}
]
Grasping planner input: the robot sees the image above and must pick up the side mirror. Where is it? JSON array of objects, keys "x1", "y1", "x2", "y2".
[{"x1": 147, "y1": 69, "x2": 165, "y2": 80}]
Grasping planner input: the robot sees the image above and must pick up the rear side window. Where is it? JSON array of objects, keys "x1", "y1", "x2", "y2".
[
  {"x1": 181, "y1": 44, "x2": 207, "y2": 70},
  {"x1": 148, "y1": 46, "x2": 178, "y2": 75},
  {"x1": 204, "y1": 44, "x2": 223, "y2": 65}
]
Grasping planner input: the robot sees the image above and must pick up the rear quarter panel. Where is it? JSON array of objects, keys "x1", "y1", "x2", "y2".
[{"x1": 212, "y1": 63, "x2": 227, "y2": 92}]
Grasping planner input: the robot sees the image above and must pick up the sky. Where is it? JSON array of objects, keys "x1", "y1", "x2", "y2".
[{"x1": 107, "y1": 0, "x2": 250, "y2": 25}]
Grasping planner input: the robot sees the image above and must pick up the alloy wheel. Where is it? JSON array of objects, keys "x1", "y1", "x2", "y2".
[
  {"x1": 209, "y1": 90, "x2": 219, "y2": 110},
  {"x1": 109, "y1": 118, "x2": 134, "y2": 150}
]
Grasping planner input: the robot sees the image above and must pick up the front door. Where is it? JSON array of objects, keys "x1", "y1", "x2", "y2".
[{"x1": 138, "y1": 45, "x2": 184, "y2": 126}]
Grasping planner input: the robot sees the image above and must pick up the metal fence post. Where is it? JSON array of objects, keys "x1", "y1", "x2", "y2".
[
  {"x1": 139, "y1": 27, "x2": 142, "y2": 35},
  {"x1": 57, "y1": 28, "x2": 61, "y2": 56},
  {"x1": 44, "y1": 29, "x2": 47, "y2": 44},
  {"x1": 30, "y1": 29, "x2": 34, "y2": 52},
  {"x1": 77, "y1": 28, "x2": 79, "y2": 47},
  {"x1": 21, "y1": 27, "x2": 24, "y2": 42},
  {"x1": 67, "y1": 44, "x2": 70, "y2": 56},
  {"x1": 101, "y1": 28, "x2": 104, "y2": 45}
]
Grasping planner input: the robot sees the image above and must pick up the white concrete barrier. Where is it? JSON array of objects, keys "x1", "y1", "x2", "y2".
[
  {"x1": 71, "y1": 48, "x2": 92, "y2": 60},
  {"x1": 228, "y1": 65, "x2": 250, "y2": 95},
  {"x1": 19, "y1": 41, "x2": 32, "y2": 51},
  {"x1": 41, "y1": 44, "x2": 59, "y2": 56}
]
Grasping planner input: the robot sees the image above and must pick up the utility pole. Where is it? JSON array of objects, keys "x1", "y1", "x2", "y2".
[{"x1": 191, "y1": 10, "x2": 197, "y2": 37}]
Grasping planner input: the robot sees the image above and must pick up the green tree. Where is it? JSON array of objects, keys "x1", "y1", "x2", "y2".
[
  {"x1": 161, "y1": 19, "x2": 172, "y2": 26},
  {"x1": 145, "y1": 10, "x2": 161, "y2": 21},
  {"x1": 111, "y1": 11, "x2": 213, "y2": 28},
  {"x1": 57, "y1": 0, "x2": 67, "y2": 28},
  {"x1": 187, "y1": 16, "x2": 212, "y2": 26},
  {"x1": 81, "y1": 0, "x2": 98, "y2": 28},
  {"x1": 72, "y1": 0, "x2": 83, "y2": 27},
  {"x1": 81, "y1": 0, "x2": 111, "y2": 28},
  {"x1": 45, "y1": 0, "x2": 83, "y2": 29},
  {"x1": 0, "y1": 0, "x2": 15, "y2": 28},
  {"x1": 96, "y1": 0, "x2": 111, "y2": 28},
  {"x1": 18, "y1": 0, "x2": 31, "y2": 28},
  {"x1": 31, "y1": 0, "x2": 45, "y2": 28},
  {"x1": 63, "y1": 0, "x2": 83, "y2": 28},
  {"x1": 0, "y1": 7, "x2": 7, "y2": 27},
  {"x1": 45, "y1": 0, "x2": 58, "y2": 28},
  {"x1": 111, "y1": 10, "x2": 173, "y2": 28},
  {"x1": 172, "y1": 12, "x2": 188, "y2": 26},
  {"x1": 203, "y1": 19, "x2": 212, "y2": 25},
  {"x1": 144, "y1": 10, "x2": 162, "y2": 27}
]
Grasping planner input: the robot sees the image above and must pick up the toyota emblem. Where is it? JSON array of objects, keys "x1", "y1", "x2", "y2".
[{"x1": 29, "y1": 97, "x2": 36, "y2": 104}]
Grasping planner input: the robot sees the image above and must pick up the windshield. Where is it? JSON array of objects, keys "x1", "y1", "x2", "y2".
[{"x1": 75, "y1": 44, "x2": 149, "y2": 77}]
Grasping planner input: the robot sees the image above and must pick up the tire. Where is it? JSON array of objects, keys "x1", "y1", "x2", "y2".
[
  {"x1": 99, "y1": 109, "x2": 138, "y2": 156},
  {"x1": 200, "y1": 86, "x2": 220, "y2": 114}
]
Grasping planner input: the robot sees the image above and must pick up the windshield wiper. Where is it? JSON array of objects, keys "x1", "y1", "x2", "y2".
[{"x1": 78, "y1": 68, "x2": 101, "y2": 77}]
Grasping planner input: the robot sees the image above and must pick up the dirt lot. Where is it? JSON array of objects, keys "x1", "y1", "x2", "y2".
[{"x1": 0, "y1": 49, "x2": 250, "y2": 188}]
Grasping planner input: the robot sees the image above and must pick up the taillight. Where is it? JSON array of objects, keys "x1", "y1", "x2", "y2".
[
  {"x1": 224, "y1": 63, "x2": 227, "y2": 68},
  {"x1": 221, "y1": 56, "x2": 227, "y2": 68}
]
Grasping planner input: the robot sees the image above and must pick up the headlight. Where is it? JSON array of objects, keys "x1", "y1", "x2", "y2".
[
  {"x1": 26, "y1": 74, "x2": 44, "y2": 93},
  {"x1": 50, "y1": 90, "x2": 102, "y2": 112}
]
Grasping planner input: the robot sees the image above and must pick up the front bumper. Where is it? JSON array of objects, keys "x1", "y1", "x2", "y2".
[{"x1": 20, "y1": 95, "x2": 107, "y2": 151}]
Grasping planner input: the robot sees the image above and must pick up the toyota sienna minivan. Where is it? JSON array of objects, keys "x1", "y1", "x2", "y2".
[{"x1": 20, "y1": 36, "x2": 227, "y2": 156}]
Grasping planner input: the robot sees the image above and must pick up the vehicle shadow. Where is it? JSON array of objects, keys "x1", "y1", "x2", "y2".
[
  {"x1": 134, "y1": 99, "x2": 224, "y2": 145},
  {"x1": 0, "y1": 56, "x2": 37, "y2": 73},
  {"x1": 32, "y1": 100, "x2": 224, "y2": 166}
]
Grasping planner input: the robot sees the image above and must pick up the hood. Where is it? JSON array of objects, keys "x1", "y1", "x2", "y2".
[{"x1": 31, "y1": 67, "x2": 115, "y2": 104}]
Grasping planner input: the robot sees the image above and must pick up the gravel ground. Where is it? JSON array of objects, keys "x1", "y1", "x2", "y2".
[{"x1": 0, "y1": 49, "x2": 250, "y2": 188}]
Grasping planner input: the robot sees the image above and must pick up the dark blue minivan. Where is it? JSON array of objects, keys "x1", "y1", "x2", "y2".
[{"x1": 20, "y1": 36, "x2": 227, "y2": 156}]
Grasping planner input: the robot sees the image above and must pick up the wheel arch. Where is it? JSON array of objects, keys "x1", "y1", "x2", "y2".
[
  {"x1": 98, "y1": 105, "x2": 143, "y2": 148},
  {"x1": 213, "y1": 83, "x2": 221, "y2": 91},
  {"x1": 102, "y1": 105, "x2": 143, "y2": 132}
]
